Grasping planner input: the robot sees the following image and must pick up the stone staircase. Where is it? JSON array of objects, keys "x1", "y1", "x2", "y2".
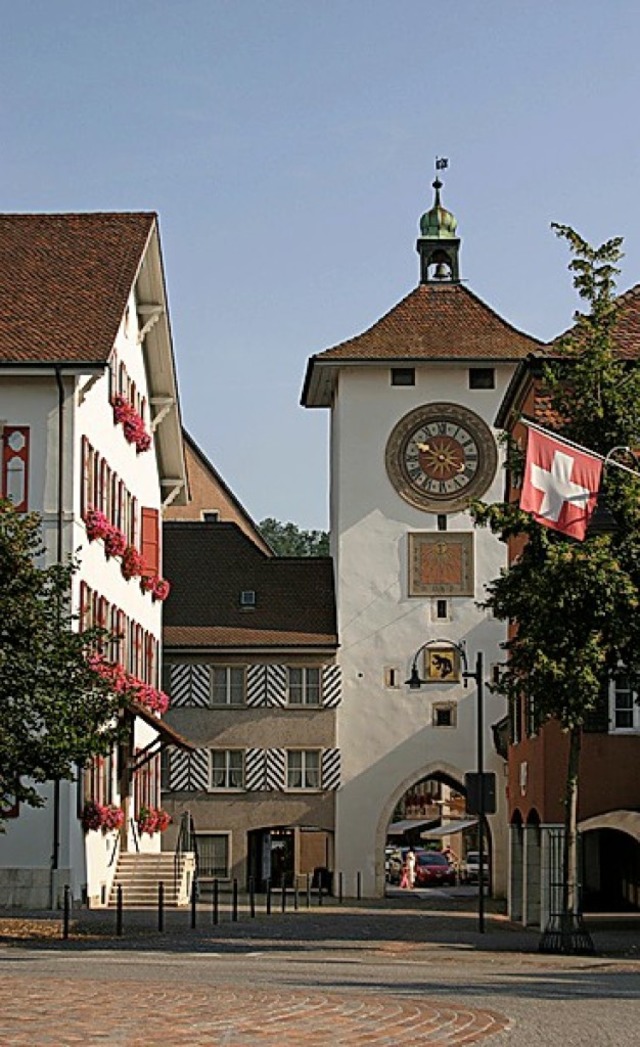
[{"x1": 109, "y1": 852, "x2": 195, "y2": 908}]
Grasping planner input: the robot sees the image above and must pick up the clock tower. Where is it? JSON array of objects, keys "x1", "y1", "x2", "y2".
[{"x1": 301, "y1": 177, "x2": 542, "y2": 899}]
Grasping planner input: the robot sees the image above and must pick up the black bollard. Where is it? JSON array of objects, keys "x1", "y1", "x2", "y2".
[
  {"x1": 62, "y1": 884, "x2": 70, "y2": 940},
  {"x1": 190, "y1": 878, "x2": 197, "y2": 929},
  {"x1": 116, "y1": 884, "x2": 123, "y2": 937},
  {"x1": 306, "y1": 872, "x2": 311, "y2": 909},
  {"x1": 293, "y1": 877, "x2": 299, "y2": 912},
  {"x1": 249, "y1": 876, "x2": 256, "y2": 918},
  {"x1": 213, "y1": 878, "x2": 219, "y2": 925},
  {"x1": 338, "y1": 871, "x2": 343, "y2": 905},
  {"x1": 266, "y1": 878, "x2": 271, "y2": 915},
  {"x1": 158, "y1": 881, "x2": 164, "y2": 933},
  {"x1": 356, "y1": 870, "x2": 362, "y2": 901},
  {"x1": 232, "y1": 878, "x2": 239, "y2": 922},
  {"x1": 281, "y1": 879, "x2": 286, "y2": 913}
]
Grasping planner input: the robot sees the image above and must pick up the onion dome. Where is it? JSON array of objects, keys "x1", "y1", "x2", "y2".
[{"x1": 420, "y1": 178, "x2": 458, "y2": 240}]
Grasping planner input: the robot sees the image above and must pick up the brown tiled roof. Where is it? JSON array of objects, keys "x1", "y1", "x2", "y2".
[
  {"x1": 302, "y1": 283, "x2": 542, "y2": 406},
  {"x1": 0, "y1": 212, "x2": 155, "y2": 364},
  {"x1": 548, "y1": 282, "x2": 640, "y2": 359},
  {"x1": 314, "y1": 283, "x2": 541, "y2": 363},
  {"x1": 163, "y1": 522, "x2": 337, "y2": 650}
]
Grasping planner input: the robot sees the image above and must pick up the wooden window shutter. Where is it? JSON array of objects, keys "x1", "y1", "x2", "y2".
[
  {"x1": 140, "y1": 507, "x2": 159, "y2": 575},
  {"x1": 1, "y1": 426, "x2": 30, "y2": 510}
]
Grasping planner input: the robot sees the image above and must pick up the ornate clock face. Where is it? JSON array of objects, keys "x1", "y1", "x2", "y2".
[{"x1": 385, "y1": 403, "x2": 498, "y2": 512}]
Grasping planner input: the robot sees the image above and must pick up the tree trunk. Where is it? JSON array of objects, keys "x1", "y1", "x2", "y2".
[{"x1": 561, "y1": 724, "x2": 582, "y2": 942}]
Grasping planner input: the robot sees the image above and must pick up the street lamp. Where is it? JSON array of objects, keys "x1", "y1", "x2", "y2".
[{"x1": 406, "y1": 638, "x2": 488, "y2": 933}]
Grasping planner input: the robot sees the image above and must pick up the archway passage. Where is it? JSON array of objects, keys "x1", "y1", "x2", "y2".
[
  {"x1": 581, "y1": 827, "x2": 640, "y2": 912},
  {"x1": 384, "y1": 771, "x2": 487, "y2": 891}
]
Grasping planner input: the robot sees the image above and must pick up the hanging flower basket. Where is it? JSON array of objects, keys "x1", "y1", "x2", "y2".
[
  {"x1": 121, "y1": 544, "x2": 145, "y2": 580},
  {"x1": 137, "y1": 805, "x2": 171, "y2": 836},
  {"x1": 81, "y1": 801, "x2": 104, "y2": 833},
  {"x1": 81, "y1": 802, "x2": 124, "y2": 834},
  {"x1": 85, "y1": 508, "x2": 110, "y2": 542},
  {"x1": 112, "y1": 394, "x2": 152, "y2": 453},
  {"x1": 104, "y1": 525, "x2": 128, "y2": 559}
]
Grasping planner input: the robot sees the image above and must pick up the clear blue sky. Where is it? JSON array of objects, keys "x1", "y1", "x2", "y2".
[{"x1": 3, "y1": 2, "x2": 640, "y2": 529}]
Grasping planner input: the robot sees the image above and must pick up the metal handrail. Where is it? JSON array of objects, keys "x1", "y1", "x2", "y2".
[
  {"x1": 129, "y1": 816, "x2": 140, "y2": 854},
  {"x1": 174, "y1": 810, "x2": 198, "y2": 897}
]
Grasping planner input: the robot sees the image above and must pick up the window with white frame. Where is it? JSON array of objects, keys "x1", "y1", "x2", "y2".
[
  {"x1": 286, "y1": 749, "x2": 321, "y2": 789},
  {"x1": 211, "y1": 666, "x2": 246, "y2": 706},
  {"x1": 196, "y1": 833, "x2": 230, "y2": 879},
  {"x1": 287, "y1": 666, "x2": 321, "y2": 706},
  {"x1": 610, "y1": 674, "x2": 639, "y2": 731},
  {"x1": 210, "y1": 750, "x2": 244, "y2": 789}
]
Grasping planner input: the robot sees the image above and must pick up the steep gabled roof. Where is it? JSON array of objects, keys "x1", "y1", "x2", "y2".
[
  {"x1": 302, "y1": 283, "x2": 542, "y2": 407},
  {"x1": 163, "y1": 522, "x2": 337, "y2": 650},
  {"x1": 0, "y1": 212, "x2": 155, "y2": 365},
  {"x1": 165, "y1": 430, "x2": 272, "y2": 555}
]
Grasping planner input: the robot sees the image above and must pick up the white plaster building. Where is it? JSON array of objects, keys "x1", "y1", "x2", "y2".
[
  {"x1": 301, "y1": 178, "x2": 542, "y2": 897},
  {"x1": 0, "y1": 213, "x2": 189, "y2": 908}
]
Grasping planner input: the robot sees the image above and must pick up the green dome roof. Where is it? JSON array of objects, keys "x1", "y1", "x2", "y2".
[{"x1": 419, "y1": 178, "x2": 458, "y2": 240}]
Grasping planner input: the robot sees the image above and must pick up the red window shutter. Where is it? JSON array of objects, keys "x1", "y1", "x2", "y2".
[
  {"x1": 2, "y1": 426, "x2": 30, "y2": 510},
  {"x1": 140, "y1": 507, "x2": 159, "y2": 576}
]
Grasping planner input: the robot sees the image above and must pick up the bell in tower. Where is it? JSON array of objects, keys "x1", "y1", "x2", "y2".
[{"x1": 416, "y1": 169, "x2": 460, "y2": 285}]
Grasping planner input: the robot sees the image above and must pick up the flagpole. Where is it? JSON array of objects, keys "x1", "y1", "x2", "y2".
[{"x1": 521, "y1": 418, "x2": 640, "y2": 480}]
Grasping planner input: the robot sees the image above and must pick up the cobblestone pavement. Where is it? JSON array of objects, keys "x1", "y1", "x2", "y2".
[
  {"x1": 0, "y1": 975, "x2": 509, "y2": 1046},
  {"x1": 0, "y1": 898, "x2": 638, "y2": 1046}
]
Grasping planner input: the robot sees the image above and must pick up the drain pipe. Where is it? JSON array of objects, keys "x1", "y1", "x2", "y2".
[{"x1": 50, "y1": 366, "x2": 65, "y2": 909}]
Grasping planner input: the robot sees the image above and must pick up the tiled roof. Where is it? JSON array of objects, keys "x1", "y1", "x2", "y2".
[
  {"x1": 314, "y1": 283, "x2": 541, "y2": 363},
  {"x1": 302, "y1": 283, "x2": 542, "y2": 406},
  {"x1": 0, "y1": 212, "x2": 155, "y2": 364},
  {"x1": 163, "y1": 522, "x2": 337, "y2": 650},
  {"x1": 548, "y1": 282, "x2": 640, "y2": 359}
]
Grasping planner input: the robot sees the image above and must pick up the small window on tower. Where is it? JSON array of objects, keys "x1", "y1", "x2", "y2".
[
  {"x1": 433, "y1": 703, "x2": 456, "y2": 728},
  {"x1": 436, "y1": 599, "x2": 448, "y2": 619},
  {"x1": 202, "y1": 510, "x2": 220, "y2": 522},
  {"x1": 240, "y1": 590, "x2": 256, "y2": 608},
  {"x1": 437, "y1": 515, "x2": 448, "y2": 531},
  {"x1": 469, "y1": 368, "x2": 495, "y2": 390},
  {"x1": 391, "y1": 368, "x2": 415, "y2": 387}
]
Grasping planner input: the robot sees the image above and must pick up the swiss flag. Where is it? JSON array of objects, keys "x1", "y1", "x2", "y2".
[{"x1": 520, "y1": 425, "x2": 603, "y2": 541}]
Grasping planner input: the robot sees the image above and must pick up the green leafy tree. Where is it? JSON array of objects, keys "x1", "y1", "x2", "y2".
[
  {"x1": 471, "y1": 225, "x2": 640, "y2": 950},
  {"x1": 259, "y1": 517, "x2": 329, "y2": 557},
  {"x1": 0, "y1": 501, "x2": 126, "y2": 818}
]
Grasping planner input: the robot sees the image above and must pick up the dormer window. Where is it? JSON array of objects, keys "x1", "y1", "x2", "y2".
[{"x1": 240, "y1": 590, "x2": 256, "y2": 608}]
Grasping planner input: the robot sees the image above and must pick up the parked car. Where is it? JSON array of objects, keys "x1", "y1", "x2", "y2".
[
  {"x1": 413, "y1": 850, "x2": 456, "y2": 887},
  {"x1": 461, "y1": 850, "x2": 489, "y2": 884}
]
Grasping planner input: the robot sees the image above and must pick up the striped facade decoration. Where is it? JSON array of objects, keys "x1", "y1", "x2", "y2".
[
  {"x1": 321, "y1": 748, "x2": 341, "y2": 790},
  {"x1": 246, "y1": 664, "x2": 267, "y2": 707},
  {"x1": 321, "y1": 664, "x2": 342, "y2": 707},
  {"x1": 168, "y1": 664, "x2": 210, "y2": 708},
  {"x1": 265, "y1": 747, "x2": 286, "y2": 790},
  {"x1": 168, "y1": 747, "x2": 209, "y2": 791},
  {"x1": 169, "y1": 664, "x2": 192, "y2": 707},
  {"x1": 191, "y1": 665, "x2": 210, "y2": 707},
  {"x1": 266, "y1": 664, "x2": 287, "y2": 707},
  {"x1": 244, "y1": 748, "x2": 266, "y2": 790}
]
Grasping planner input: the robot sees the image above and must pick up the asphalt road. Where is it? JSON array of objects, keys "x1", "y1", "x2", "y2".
[{"x1": 0, "y1": 896, "x2": 638, "y2": 1045}]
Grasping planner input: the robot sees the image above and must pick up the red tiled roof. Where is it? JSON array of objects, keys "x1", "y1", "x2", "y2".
[
  {"x1": 302, "y1": 283, "x2": 543, "y2": 406},
  {"x1": 313, "y1": 283, "x2": 541, "y2": 363},
  {"x1": 548, "y1": 282, "x2": 640, "y2": 359},
  {"x1": 0, "y1": 212, "x2": 155, "y2": 364}
]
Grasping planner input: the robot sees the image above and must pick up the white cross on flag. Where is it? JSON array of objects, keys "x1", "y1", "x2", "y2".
[{"x1": 520, "y1": 425, "x2": 603, "y2": 541}]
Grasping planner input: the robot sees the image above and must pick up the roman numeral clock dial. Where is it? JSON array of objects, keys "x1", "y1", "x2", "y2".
[{"x1": 385, "y1": 403, "x2": 498, "y2": 512}]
